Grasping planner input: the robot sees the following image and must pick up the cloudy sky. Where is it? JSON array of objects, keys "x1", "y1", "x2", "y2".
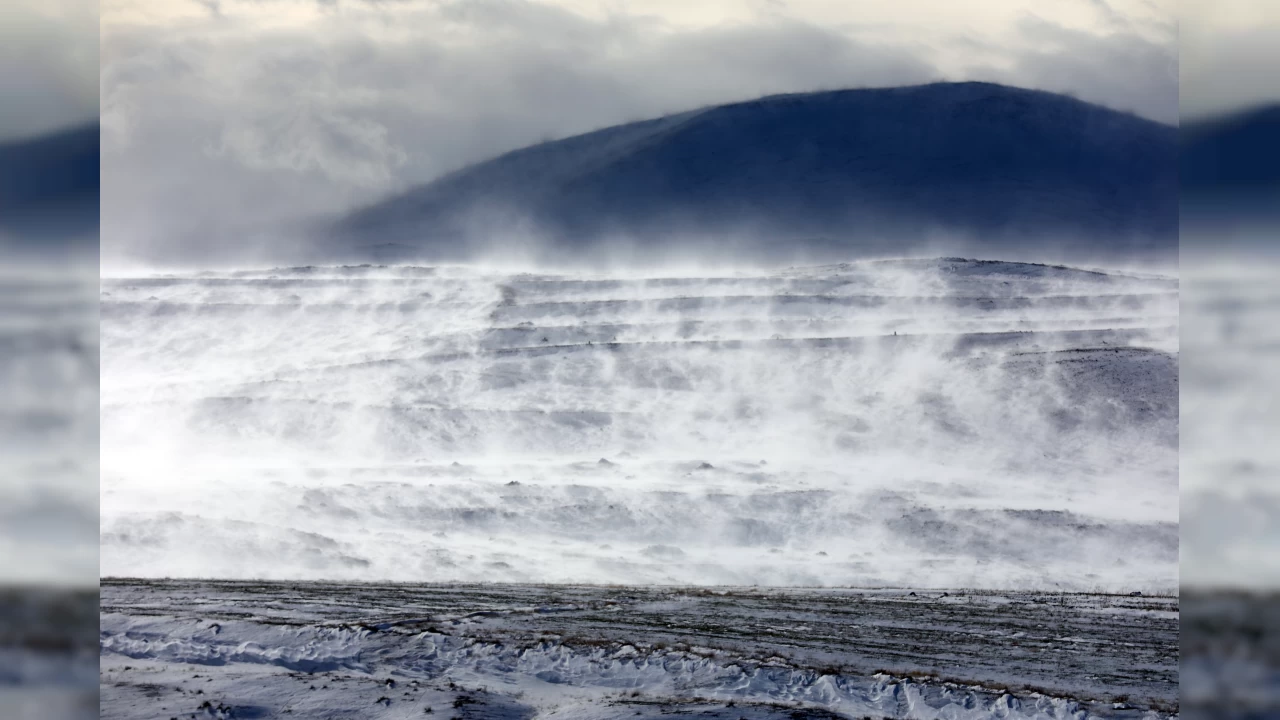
[
  {"x1": 95, "y1": 0, "x2": 1185, "y2": 261},
  {"x1": 1182, "y1": 0, "x2": 1280, "y2": 119},
  {"x1": 0, "y1": 0, "x2": 98, "y2": 142}
]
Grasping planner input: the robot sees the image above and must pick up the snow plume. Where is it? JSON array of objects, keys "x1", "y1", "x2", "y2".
[{"x1": 100, "y1": 257, "x2": 1177, "y2": 591}]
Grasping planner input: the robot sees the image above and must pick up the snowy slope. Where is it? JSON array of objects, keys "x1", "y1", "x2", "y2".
[
  {"x1": 1181, "y1": 255, "x2": 1280, "y2": 586},
  {"x1": 0, "y1": 268, "x2": 98, "y2": 719},
  {"x1": 0, "y1": 267, "x2": 98, "y2": 584},
  {"x1": 100, "y1": 257, "x2": 1177, "y2": 591},
  {"x1": 1179, "y1": 252, "x2": 1280, "y2": 717}
]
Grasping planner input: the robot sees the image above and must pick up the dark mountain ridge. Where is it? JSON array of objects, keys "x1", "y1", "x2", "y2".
[
  {"x1": 328, "y1": 82, "x2": 1177, "y2": 264},
  {"x1": 1181, "y1": 104, "x2": 1280, "y2": 237},
  {"x1": 0, "y1": 123, "x2": 100, "y2": 252}
]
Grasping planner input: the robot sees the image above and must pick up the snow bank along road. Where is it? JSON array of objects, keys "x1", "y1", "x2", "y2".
[
  {"x1": 101, "y1": 258, "x2": 1178, "y2": 591},
  {"x1": 100, "y1": 579, "x2": 1178, "y2": 719}
]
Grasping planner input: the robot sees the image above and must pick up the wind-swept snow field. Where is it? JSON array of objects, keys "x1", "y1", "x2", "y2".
[
  {"x1": 100, "y1": 257, "x2": 1178, "y2": 717},
  {"x1": 1180, "y1": 253, "x2": 1280, "y2": 718},
  {"x1": 0, "y1": 267, "x2": 98, "y2": 583},
  {"x1": 100, "y1": 579, "x2": 1178, "y2": 719},
  {"x1": 101, "y1": 257, "x2": 1177, "y2": 591},
  {"x1": 0, "y1": 268, "x2": 98, "y2": 720}
]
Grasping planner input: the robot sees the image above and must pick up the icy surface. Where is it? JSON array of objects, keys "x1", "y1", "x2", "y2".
[
  {"x1": 100, "y1": 579, "x2": 1178, "y2": 719},
  {"x1": 100, "y1": 258, "x2": 1178, "y2": 590}
]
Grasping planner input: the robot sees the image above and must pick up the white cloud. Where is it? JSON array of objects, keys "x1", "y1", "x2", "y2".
[
  {"x1": 0, "y1": 0, "x2": 99, "y2": 140},
  {"x1": 1181, "y1": 0, "x2": 1280, "y2": 119}
]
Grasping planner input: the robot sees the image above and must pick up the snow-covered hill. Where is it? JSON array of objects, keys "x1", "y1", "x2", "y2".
[
  {"x1": 0, "y1": 266, "x2": 98, "y2": 584},
  {"x1": 100, "y1": 258, "x2": 1178, "y2": 591},
  {"x1": 1181, "y1": 254, "x2": 1280, "y2": 587}
]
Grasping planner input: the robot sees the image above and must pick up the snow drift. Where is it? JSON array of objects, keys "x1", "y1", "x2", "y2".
[{"x1": 100, "y1": 258, "x2": 1177, "y2": 591}]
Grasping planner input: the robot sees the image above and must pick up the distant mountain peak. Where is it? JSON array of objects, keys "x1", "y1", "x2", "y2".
[
  {"x1": 1181, "y1": 103, "x2": 1280, "y2": 232},
  {"x1": 327, "y1": 84, "x2": 1176, "y2": 264},
  {"x1": 0, "y1": 121, "x2": 99, "y2": 251},
  {"x1": 1182, "y1": 103, "x2": 1280, "y2": 191}
]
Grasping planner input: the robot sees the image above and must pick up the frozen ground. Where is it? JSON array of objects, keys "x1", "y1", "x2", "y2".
[
  {"x1": 1, "y1": 587, "x2": 98, "y2": 720},
  {"x1": 100, "y1": 578, "x2": 1178, "y2": 719},
  {"x1": 1183, "y1": 590, "x2": 1280, "y2": 719},
  {"x1": 101, "y1": 258, "x2": 1178, "y2": 591}
]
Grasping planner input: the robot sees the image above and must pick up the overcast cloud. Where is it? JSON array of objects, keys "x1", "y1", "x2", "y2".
[
  {"x1": 1182, "y1": 0, "x2": 1280, "y2": 119},
  {"x1": 0, "y1": 0, "x2": 98, "y2": 141},
  {"x1": 100, "y1": 0, "x2": 1178, "y2": 263}
]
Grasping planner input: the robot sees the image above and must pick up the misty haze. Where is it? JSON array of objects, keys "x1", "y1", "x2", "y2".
[
  {"x1": 101, "y1": 257, "x2": 1178, "y2": 592},
  {"x1": 99, "y1": 2, "x2": 1179, "y2": 717}
]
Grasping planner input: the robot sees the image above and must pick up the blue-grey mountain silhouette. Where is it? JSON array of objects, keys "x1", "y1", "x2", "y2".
[
  {"x1": 0, "y1": 122, "x2": 99, "y2": 249},
  {"x1": 1182, "y1": 104, "x2": 1280, "y2": 227},
  {"x1": 329, "y1": 82, "x2": 1176, "y2": 263}
]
